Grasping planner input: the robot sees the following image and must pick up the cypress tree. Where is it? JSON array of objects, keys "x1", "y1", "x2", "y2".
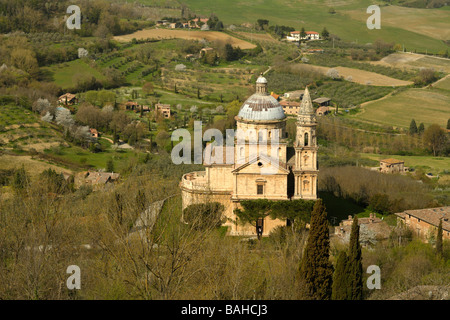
[
  {"x1": 299, "y1": 199, "x2": 334, "y2": 300},
  {"x1": 418, "y1": 122, "x2": 425, "y2": 135},
  {"x1": 436, "y1": 219, "x2": 443, "y2": 257},
  {"x1": 300, "y1": 27, "x2": 306, "y2": 39},
  {"x1": 409, "y1": 119, "x2": 418, "y2": 135},
  {"x1": 347, "y1": 216, "x2": 363, "y2": 300},
  {"x1": 332, "y1": 251, "x2": 349, "y2": 300}
]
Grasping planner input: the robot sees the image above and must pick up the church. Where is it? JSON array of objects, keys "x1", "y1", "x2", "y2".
[{"x1": 180, "y1": 75, "x2": 318, "y2": 236}]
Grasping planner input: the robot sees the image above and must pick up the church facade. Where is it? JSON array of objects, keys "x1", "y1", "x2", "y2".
[{"x1": 180, "y1": 75, "x2": 318, "y2": 236}]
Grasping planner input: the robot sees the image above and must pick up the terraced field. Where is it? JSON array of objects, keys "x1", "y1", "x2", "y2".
[
  {"x1": 354, "y1": 87, "x2": 450, "y2": 128},
  {"x1": 114, "y1": 29, "x2": 257, "y2": 49}
]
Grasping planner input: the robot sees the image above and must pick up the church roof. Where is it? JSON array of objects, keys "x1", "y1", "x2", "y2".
[
  {"x1": 256, "y1": 75, "x2": 268, "y2": 84},
  {"x1": 299, "y1": 87, "x2": 314, "y2": 115},
  {"x1": 237, "y1": 76, "x2": 286, "y2": 121}
]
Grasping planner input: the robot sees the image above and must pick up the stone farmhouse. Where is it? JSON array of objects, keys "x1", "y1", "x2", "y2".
[
  {"x1": 279, "y1": 100, "x2": 301, "y2": 115},
  {"x1": 379, "y1": 158, "x2": 408, "y2": 174},
  {"x1": 155, "y1": 103, "x2": 171, "y2": 118},
  {"x1": 181, "y1": 75, "x2": 318, "y2": 236},
  {"x1": 58, "y1": 93, "x2": 78, "y2": 105},
  {"x1": 395, "y1": 206, "x2": 450, "y2": 241},
  {"x1": 334, "y1": 213, "x2": 391, "y2": 246}
]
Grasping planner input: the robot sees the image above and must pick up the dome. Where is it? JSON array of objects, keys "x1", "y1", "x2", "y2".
[
  {"x1": 237, "y1": 74, "x2": 286, "y2": 121},
  {"x1": 237, "y1": 94, "x2": 286, "y2": 121},
  {"x1": 256, "y1": 75, "x2": 268, "y2": 84}
]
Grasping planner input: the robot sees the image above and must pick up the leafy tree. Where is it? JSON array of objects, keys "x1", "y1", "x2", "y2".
[
  {"x1": 183, "y1": 202, "x2": 225, "y2": 230},
  {"x1": 12, "y1": 165, "x2": 29, "y2": 191},
  {"x1": 257, "y1": 19, "x2": 269, "y2": 29},
  {"x1": 332, "y1": 251, "x2": 349, "y2": 300},
  {"x1": 436, "y1": 219, "x2": 443, "y2": 257},
  {"x1": 368, "y1": 193, "x2": 391, "y2": 214},
  {"x1": 234, "y1": 199, "x2": 314, "y2": 230},
  {"x1": 447, "y1": 118, "x2": 450, "y2": 130},
  {"x1": 321, "y1": 27, "x2": 329, "y2": 39},
  {"x1": 298, "y1": 199, "x2": 333, "y2": 300},
  {"x1": 142, "y1": 82, "x2": 154, "y2": 96},
  {"x1": 213, "y1": 20, "x2": 224, "y2": 31},
  {"x1": 40, "y1": 168, "x2": 69, "y2": 194},
  {"x1": 409, "y1": 119, "x2": 418, "y2": 135},
  {"x1": 106, "y1": 159, "x2": 115, "y2": 172},
  {"x1": 423, "y1": 123, "x2": 447, "y2": 156},
  {"x1": 347, "y1": 216, "x2": 363, "y2": 300}
]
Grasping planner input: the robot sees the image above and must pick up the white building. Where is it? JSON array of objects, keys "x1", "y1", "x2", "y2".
[{"x1": 286, "y1": 30, "x2": 320, "y2": 42}]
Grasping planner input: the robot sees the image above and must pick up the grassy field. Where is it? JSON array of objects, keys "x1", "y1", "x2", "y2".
[
  {"x1": 309, "y1": 65, "x2": 413, "y2": 86},
  {"x1": 434, "y1": 75, "x2": 450, "y2": 90},
  {"x1": 354, "y1": 87, "x2": 450, "y2": 128},
  {"x1": 0, "y1": 154, "x2": 74, "y2": 179},
  {"x1": 372, "y1": 53, "x2": 450, "y2": 73},
  {"x1": 345, "y1": 5, "x2": 450, "y2": 41},
  {"x1": 42, "y1": 59, "x2": 106, "y2": 90},
  {"x1": 113, "y1": 29, "x2": 257, "y2": 49},
  {"x1": 181, "y1": 0, "x2": 449, "y2": 53}
]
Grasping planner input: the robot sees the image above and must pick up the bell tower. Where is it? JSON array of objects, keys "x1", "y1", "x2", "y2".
[{"x1": 293, "y1": 87, "x2": 318, "y2": 200}]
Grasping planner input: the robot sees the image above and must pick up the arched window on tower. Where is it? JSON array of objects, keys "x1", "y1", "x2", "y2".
[
  {"x1": 278, "y1": 147, "x2": 282, "y2": 158},
  {"x1": 304, "y1": 132, "x2": 309, "y2": 146},
  {"x1": 240, "y1": 146, "x2": 244, "y2": 158}
]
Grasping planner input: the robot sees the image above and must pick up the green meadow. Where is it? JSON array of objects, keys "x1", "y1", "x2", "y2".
[
  {"x1": 181, "y1": 0, "x2": 449, "y2": 53},
  {"x1": 42, "y1": 59, "x2": 107, "y2": 90}
]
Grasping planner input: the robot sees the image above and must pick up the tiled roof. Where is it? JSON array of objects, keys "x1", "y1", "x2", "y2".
[
  {"x1": 313, "y1": 97, "x2": 331, "y2": 104},
  {"x1": 380, "y1": 158, "x2": 404, "y2": 164},
  {"x1": 396, "y1": 206, "x2": 450, "y2": 231},
  {"x1": 279, "y1": 100, "x2": 300, "y2": 107}
]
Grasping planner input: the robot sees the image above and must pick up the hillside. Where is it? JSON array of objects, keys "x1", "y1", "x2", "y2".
[{"x1": 180, "y1": 0, "x2": 449, "y2": 53}]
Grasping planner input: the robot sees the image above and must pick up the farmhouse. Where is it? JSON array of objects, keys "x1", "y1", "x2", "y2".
[
  {"x1": 313, "y1": 97, "x2": 331, "y2": 107},
  {"x1": 286, "y1": 31, "x2": 301, "y2": 42},
  {"x1": 155, "y1": 103, "x2": 171, "y2": 118},
  {"x1": 304, "y1": 31, "x2": 320, "y2": 40},
  {"x1": 379, "y1": 158, "x2": 408, "y2": 174},
  {"x1": 123, "y1": 101, "x2": 139, "y2": 111},
  {"x1": 77, "y1": 171, "x2": 120, "y2": 189},
  {"x1": 58, "y1": 93, "x2": 78, "y2": 105},
  {"x1": 316, "y1": 106, "x2": 330, "y2": 116},
  {"x1": 181, "y1": 76, "x2": 319, "y2": 236},
  {"x1": 200, "y1": 47, "x2": 215, "y2": 57},
  {"x1": 284, "y1": 90, "x2": 304, "y2": 100},
  {"x1": 286, "y1": 31, "x2": 320, "y2": 42},
  {"x1": 189, "y1": 18, "x2": 209, "y2": 28},
  {"x1": 89, "y1": 128, "x2": 98, "y2": 138},
  {"x1": 279, "y1": 100, "x2": 300, "y2": 115},
  {"x1": 334, "y1": 213, "x2": 391, "y2": 245},
  {"x1": 395, "y1": 206, "x2": 450, "y2": 241},
  {"x1": 136, "y1": 105, "x2": 150, "y2": 113}
]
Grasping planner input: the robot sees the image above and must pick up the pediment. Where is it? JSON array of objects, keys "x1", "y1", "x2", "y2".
[{"x1": 232, "y1": 154, "x2": 289, "y2": 175}]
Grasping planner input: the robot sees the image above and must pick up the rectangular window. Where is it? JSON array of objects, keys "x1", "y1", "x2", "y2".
[{"x1": 257, "y1": 184, "x2": 264, "y2": 195}]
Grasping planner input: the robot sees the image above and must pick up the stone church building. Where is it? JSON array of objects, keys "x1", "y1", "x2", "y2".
[{"x1": 180, "y1": 75, "x2": 318, "y2": 236}]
